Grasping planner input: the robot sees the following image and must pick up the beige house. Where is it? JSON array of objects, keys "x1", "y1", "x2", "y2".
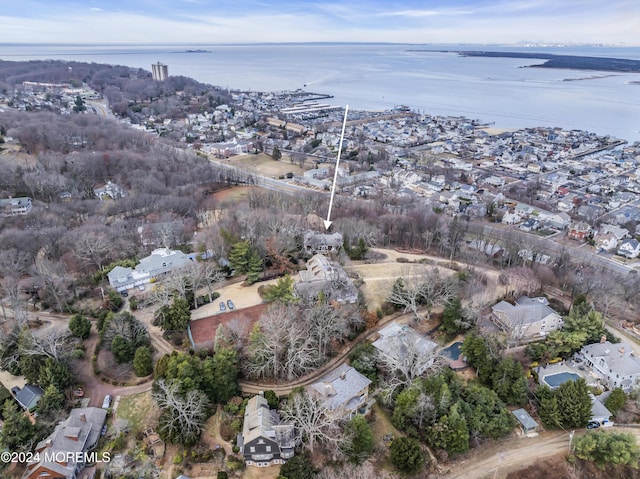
[{"x1": 491, "y1": 296, "x2": 562, "y2": 340}]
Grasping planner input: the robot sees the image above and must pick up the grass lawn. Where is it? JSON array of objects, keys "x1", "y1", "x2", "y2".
[
  {"x1": 368, "y1": 402, "x2": 404, "y2": 474},
  {"x1": 115, "y1": 391, "x2": 159, "y2": 436},
  {"x1": 228, "y1": 152, "x2": 312, "y2": 177}
]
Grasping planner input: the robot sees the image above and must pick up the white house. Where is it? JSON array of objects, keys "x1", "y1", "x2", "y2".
[
  {"x1": 617, "y1": 239, "x2": 640, "y2": 259},
  {"x1": 577, "y1": 341, "x2": 640, "y2": 392},
  {"x1": 107, "y1": 248, "x2": 193, "y2": 292}
]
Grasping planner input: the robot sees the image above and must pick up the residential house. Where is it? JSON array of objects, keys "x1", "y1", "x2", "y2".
[
  {"x1": 512, "y1": 408, "x2": 539, "y2": 436},
  {"x1": 600, "y1": 223, "x2": 629, "y2": 241},
  {"x1": 23, "y1": 407, "x2": 107, "y2": 479},
  {"x1": 617, "y1": 239, "x2": 640, "y2": 259},
  {"x1": 307, "y1": 364, "x2": 371, "y2": 419},
  {"x1": 568, "y1": 221, "x2": 592, "y2": 241},
  {"x1": 468, "y1": 239, "x2": 504, "y2": 258},
  {"x1": 491, "y1": 296, "x2": 563, "y2": 340},
  {"x1": 11, "y1": 384, "x2": 44, "y2": 412},
  {"x1": 502, "y1": 211, "x2": 522, "y2": 225},
  {"x1": 107, "y1": 247, "x2": 193, "y2": 292},
  {"x1": 576, "y1": 341, "x2": 640, "y2": 392},
  {"x1": 545, "y1": 212, "x2": 571, "y2": 230},
  {"x1": 595, "y1": 232, "x2": 618, "y2": 252},
  {"x1": 519, "y1": 219, "x2": 539, "y2": 232},
  {"x1": 239, "y1": 395, "x2": 295, "y2": 467},
  {"x1": 373, "y1": 322, "x2": 438, "y2": 375},
  {"x1": 303, "y1": 231, "x2": 343, "y2": 256},
  {"x1": 0, "y1": 197, "x2": 32, "y2": 216},
  {"x1": 293, "y1": 254, "x2": 358, "y2": 304},
  {"x1": 94, "y1": 181, "x2": 126, "y2": 200}
]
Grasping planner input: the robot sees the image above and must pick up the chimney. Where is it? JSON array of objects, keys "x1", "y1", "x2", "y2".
[
  {"x1": 619, "y1": 347, "x2": 625, "y2": 355},
  {"x1": 600, "y1": 335, "x2": 607, "y2": 344},
  {"x1": 79, "y1": 413, "x2": 86, "y2": 423},
  {"x1": 45, "y1": 439, "x2": 52, "y2": 449},
  {"x1": 340, "y1": 371, "x2": 347, "y2": 380}
]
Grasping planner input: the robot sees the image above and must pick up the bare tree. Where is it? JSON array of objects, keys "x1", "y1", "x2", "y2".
[
  {"x1": 20, "y1": 330, "x2": 72, "y2": 362},
  {"x1": 152, "y1": 379, "x2": 209, "y2": 446},
  {"x1": 281, "y1": 391, "x2": 345, "y2": 453},
  {"x1": 376, "y1": 330, "x2": 441, "y2": 402}
]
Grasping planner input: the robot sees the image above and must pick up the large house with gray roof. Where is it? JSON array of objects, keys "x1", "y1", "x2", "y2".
[
  {"x1": 11, "y1": 384, "x2": 44, "y2": 412},
  {"x1": 239, "y1": 395, "x2": 295, "y2": 467},
  {"x1": 107, "y1": 247, "x2": 193, "y2": 292},
  {"x1": 491, "y1": 296, "x2": 562, "y2": 341},
  {"x1": 23, "y1": 407, "x2": 107, "y2": 479},
  {"x1": 576, "y1": 340, "x2": 640, "y2": 392},
  {"x1": 293, "y1": 254, "x2": 358, "y2": 304},
  {"x1": 307, "y1": 364, "x2": 371, "y2": 419}
]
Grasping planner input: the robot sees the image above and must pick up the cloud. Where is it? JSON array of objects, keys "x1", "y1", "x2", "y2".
[{"x1": 0, "y1": 0, "x2": 638, "y2": 44}]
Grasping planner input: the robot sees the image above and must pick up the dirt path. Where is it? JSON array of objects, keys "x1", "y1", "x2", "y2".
[{"x1": 445, "y1": 427, "x2": 640, "y2": 479}]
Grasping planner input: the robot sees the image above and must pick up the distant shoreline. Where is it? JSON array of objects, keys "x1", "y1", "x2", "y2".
[{"x1": 408, "y1": 50, "x2": 640, "y2": 73}]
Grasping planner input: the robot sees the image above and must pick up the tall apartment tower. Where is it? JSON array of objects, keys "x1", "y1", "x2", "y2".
[{"x1": 151, "y1": 62, "x2": 169, "y2": 81}]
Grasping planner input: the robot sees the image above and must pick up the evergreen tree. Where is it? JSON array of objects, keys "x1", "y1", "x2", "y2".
[
  {"x1": 262, "y1": 275, "x2": 297, "y2": 303},
  {"x1": 112, "y1": 335, "x2": 134, "y2": 363},
  {"x1": 574, "y1": 430, "x2": 639, "y2": 469},
  {"x1": 343, "y1": 415, "x2": 374, "y2": 464},
  {"x1": 443, "y1": 402, "x2": 469, "y2": 454},
  {"x1": 441, "y1": 297, "x2": 463, "y2": 338},
  {"x1": 202, "y1": 347, "x2": 239, "y2": 404},
  {"x1": 491, "y1": 357, "x2": 528, "y2": 405},
  {"x1": 155, "y1": 296, "x2": 191, "y2": 331},
  {"x1": 0, "y1": 400, "x2": 37, "y2": 452},
  {"x1": 133, "y1": 346, "x2": 153, "y2": 376},
  {"x1": 68, "y1": 314, "x2": 91, "y2": 339},
  {"x1": 537, "y1": 386, "x2": 562, "y2": 429},
  {"x1": 390, "y1": 436, "x2": 425, "y2": 475},
  {"x1": 605, "y1": 388, "x2": 626, "y2": 416},
  {"x1": 556, "y1": 378, "x2": 592, "y2": 428},
  {"x1": 246, "y1": 248, "x2": 263, "y2": 284}
]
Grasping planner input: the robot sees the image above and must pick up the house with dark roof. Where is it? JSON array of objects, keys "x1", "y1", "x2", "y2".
[
  {"x1": 11, "y1": 384, "x2": 44, "y2": 412},
  {"x1": 576, "y1": 341, "x2": 640, "y2": 392},
  {"x1": 303, "y1": 231, "x2": 343, "y2": 256},
  {"x1": 238, "y1": 395, "x2": 295, "y2": 467},
  {"x1": 491, "y1": 296, "x2": 562, "y2": 341},
  {"x1": 23, "y1": 407, "x2": 107, "y2": 479},
  {"x1": 307, "y1": 364, "x2": 371, "y2": 419}
]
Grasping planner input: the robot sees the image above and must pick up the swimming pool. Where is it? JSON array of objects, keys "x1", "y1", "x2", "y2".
[
  {"x1": 543, "y1": 371, "x2": 581, "y2": 389},
  {"x1": 441, "y1": 341, "x2": 463, "y2": 361}
]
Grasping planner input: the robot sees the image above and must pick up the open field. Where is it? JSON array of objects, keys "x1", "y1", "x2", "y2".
[
  {"x1": 211, "y1": 185, "x2": 263, "y2": 203},
  {"x1": 228, "y1": 152, "x2": 311, "y2": 177},
  {"x1": 115, "y1": 390, "x2": 159, "y2": 436}
]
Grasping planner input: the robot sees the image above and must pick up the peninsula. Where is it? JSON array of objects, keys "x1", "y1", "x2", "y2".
[{"x1": 409, "y1": 50, "x2": 640, "y2": 73}]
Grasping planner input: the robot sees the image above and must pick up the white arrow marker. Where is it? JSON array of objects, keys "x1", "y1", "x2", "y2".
[{"x1": 324, "y1": 105, "x2": 349, "y2": 231}]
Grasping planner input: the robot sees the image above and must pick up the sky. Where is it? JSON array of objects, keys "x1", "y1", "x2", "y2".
[{"x1": 1, "y1": 0, "x2": 639, "y2": 45}]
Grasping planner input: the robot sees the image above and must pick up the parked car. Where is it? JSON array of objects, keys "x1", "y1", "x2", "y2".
[
  {"x1": 587, "y1": 421, "x2": 600, "y2": 429},
  {"x1": 227, "y1": 299, "x2": 235, "y2": 310},
  {"x1": 219, "y1": 301, "x2": 226, "y2": 312},
  {"x1": 119, "y1": 290, "x2": 128, "y2": 297},
  {"x1": 102, "y1": 395, "x2": 112, "y2": 409},
  {"x1": 137, "y1": 284, "x2": 145, "y2": 291}
]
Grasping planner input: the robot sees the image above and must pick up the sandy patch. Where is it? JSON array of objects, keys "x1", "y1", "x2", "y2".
[{"x1": 0, "y1": 370, "x2": 26, "y2": 391}]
